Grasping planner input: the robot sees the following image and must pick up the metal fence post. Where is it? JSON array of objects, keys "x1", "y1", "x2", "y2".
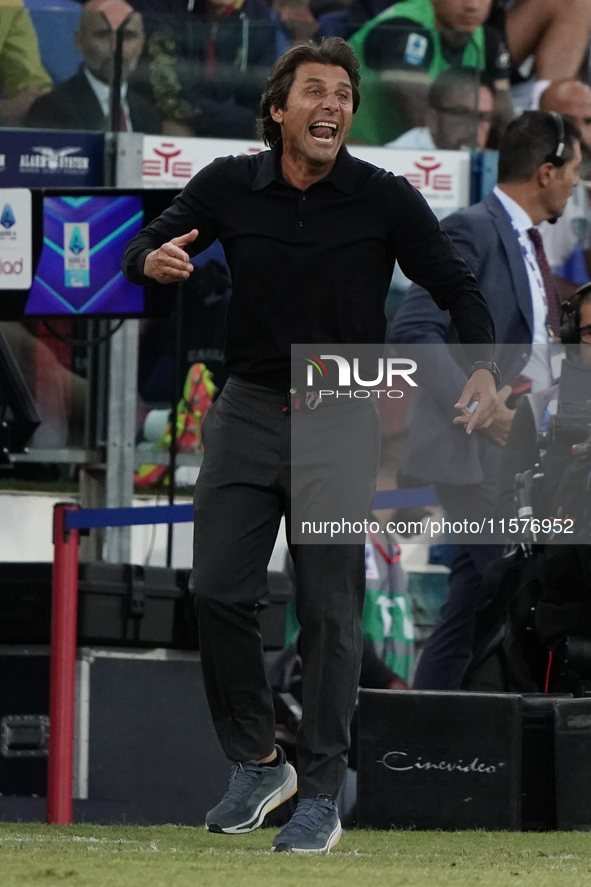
[{"x1": 47, "y1": 503, "x2": 80, "y2": 824}]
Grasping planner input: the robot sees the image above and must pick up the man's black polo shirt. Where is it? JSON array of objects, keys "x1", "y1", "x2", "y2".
[{"x1": 122, "y1": 143, "x2": 493, "y2": 390}]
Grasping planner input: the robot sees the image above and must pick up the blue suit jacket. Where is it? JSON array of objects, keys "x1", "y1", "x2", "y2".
[{"x1": 388, "y1": 191, "x2": 534, "y2": 486}]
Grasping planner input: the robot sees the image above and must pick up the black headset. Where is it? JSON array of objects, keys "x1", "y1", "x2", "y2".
[
  {"x1": 545, "y1": 110, "x2": 566, "y2": 167},
  {"x1": 560, "y1": 282, "x2": 591, "y2": 344}
]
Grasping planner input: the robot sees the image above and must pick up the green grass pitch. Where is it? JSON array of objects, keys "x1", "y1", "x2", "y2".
[{"x1": 3, "y1": 824, "x2": 591, "y2": 887}]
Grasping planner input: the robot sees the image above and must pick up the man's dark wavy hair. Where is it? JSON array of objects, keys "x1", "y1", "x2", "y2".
[{"x1": 258, "y1": 37, "x2": 361, "y2": 148}]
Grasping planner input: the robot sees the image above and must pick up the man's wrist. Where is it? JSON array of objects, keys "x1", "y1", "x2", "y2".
[
  {"x1": 470, "y1": 361, "x2": 501, "y2": 387},
  {"x1": 140, "y1": 248, "x2": 154, "y2": 279}
]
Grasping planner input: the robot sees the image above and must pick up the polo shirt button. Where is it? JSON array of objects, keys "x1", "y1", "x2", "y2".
[
  {"x1": 299, "y1": 221, "x2": 303, "y2": 227},
  {"x1": 302, "y1": 195, "x2": 306, "y2": 201},
  {"x1": 290, "y1": 388, "x2": 297, "y2": 394}
]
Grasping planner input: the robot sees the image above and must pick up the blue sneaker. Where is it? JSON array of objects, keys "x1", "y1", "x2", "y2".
[
  {"x1": 272, "y1": 795, "x2": 342, "y2": 854},
  {"x1": 206, "y1": 746, "x2": 297, "y2": 835}
]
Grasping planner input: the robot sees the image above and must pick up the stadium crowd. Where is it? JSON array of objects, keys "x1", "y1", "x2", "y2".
[
  {"x1": 0, "y1": 0, "x2": 589, "y2": 143},
  {"x1": 3, "y1": 0, "x2": 591, "y2": 693}
]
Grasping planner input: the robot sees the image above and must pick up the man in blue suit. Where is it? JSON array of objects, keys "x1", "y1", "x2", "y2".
[{"x1": 390, "y1": 111, "x2": 582, "y2": 690}]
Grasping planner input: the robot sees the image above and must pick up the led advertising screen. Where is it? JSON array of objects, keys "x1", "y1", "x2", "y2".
[
  {"x1": 25, "y1": 195, "x2": 144, "y2": 315},
  {"x1": 0, "y1": 188, "x2": 181, "y2": 320}
]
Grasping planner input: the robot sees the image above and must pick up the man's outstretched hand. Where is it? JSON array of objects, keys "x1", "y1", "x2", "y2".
[
  {"x1": 453, "y1": 368, "x2": 499, "y2": 435},
  {"x1": 143, "y1": 229, "x2": 199, "y2": 283}
]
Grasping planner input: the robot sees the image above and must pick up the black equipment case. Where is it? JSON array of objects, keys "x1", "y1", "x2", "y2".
[
  {"x1": 0, "y1": 562, "x2": 185, "y2": 647},
  {"x1": 358, "y1": 689, "x2": 523, "y2": 830},
  {"x1": 0, "y1": 645, "x2": 231, "y2": 825},
  {"x1": 554, "y1": 697, "x2": 591, "y2": 830},
  {"x1": 358, "y1": 690, "x2": 583, "y2": 831},
  {"x1": 0, "y1": 563, "x2": 290, "y2": 649}
]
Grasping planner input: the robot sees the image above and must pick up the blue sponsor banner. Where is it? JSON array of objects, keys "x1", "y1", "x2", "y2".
[{"x1": 0, "y1": 129, "x2": 104, "y2": 187}]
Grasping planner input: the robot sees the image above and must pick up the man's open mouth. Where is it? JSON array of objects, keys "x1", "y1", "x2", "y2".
[{"x1": 308, "y1": 121, "x2": 338, "y2": 142}]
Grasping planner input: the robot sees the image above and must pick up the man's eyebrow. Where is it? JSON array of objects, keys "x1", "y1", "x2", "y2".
[{"x1": 303, "y1": 77, "x2": 352, "y2": 90}]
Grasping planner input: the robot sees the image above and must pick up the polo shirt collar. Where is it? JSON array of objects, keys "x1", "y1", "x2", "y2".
[{"x1": 252, "y1": 142, "x2": 357, "y2": 194}]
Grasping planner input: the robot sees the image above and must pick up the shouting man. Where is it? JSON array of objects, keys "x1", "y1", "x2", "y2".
[{"x1": 123, "y1": 37, "x2": 497, "y2": 854}]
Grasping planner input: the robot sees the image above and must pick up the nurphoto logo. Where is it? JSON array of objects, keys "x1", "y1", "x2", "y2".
[{"x1": 303, "y1": 353, "x2": 417, "y2": 400}]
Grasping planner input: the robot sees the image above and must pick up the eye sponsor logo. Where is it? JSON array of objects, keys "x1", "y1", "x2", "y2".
[
  {"x1": 143, "y1": 142, "x2": 192, "y2": 179},
  {"x1": 405, "y1": 156, "x2": 452, "y2": 192},
  {"x1": 141, "y1": 136, "x2": 265, "y2": 185}
]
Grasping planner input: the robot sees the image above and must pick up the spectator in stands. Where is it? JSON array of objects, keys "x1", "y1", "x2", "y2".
[
  {"x1": 539, "y1": 80, "x2": 591, "y2": 299},
  {"x1": 347, "y1": 0, "x2": 511, "y2": 145},
  {"x1": 272, "y1": 0, "x2": 321, "y2": 55},
  {"x1": 24, "y1": 0, "x2": 161, "y2": 132},
  {"x1": 0, "y1": 0, "x2": 52, "y2": 126},
  {"x1": 487, "y1": 0, "x2": 591, "y2": 103},
  {"x1": 385, "y1": 66, "x2": 494, "y2": 149},
  {"x1": 346, "y1": 1, "x2": 591, "y2": 87},
  {"x1": 144, "y1": 0, "x2": 278, "y2": 139}
]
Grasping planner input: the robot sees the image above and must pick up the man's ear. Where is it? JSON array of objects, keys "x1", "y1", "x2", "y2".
[
  {"x1": 270, "y1": 105, "x2": 284, "y2": 124},
  {"x1": 537, "y1": 161, "x2": 556, "y2": 189}
]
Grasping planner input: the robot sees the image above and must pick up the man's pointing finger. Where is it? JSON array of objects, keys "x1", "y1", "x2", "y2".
[{"x1": 171, "y1": 229, "x2": 199, "y2": 248}]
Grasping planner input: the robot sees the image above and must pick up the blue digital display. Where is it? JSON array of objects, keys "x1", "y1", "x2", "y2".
[{"x1": 25, "y1": 195, "x2": 144, "y2": 315}]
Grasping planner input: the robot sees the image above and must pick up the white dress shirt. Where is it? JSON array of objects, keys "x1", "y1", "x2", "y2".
[
  {"x1": 384, "y1": 127, "x2": 436, "y2": 150},
  {"x1": 84, "y1": 67, "x2": 131, "y2": 131},
  {"x1": 493, "y1": 186, "x2": 553, "y2": 391}
]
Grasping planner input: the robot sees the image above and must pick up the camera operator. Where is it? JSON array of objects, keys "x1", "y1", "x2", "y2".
[{"x1": 495, "y1": 284, "x2": 591, "y2": 529}]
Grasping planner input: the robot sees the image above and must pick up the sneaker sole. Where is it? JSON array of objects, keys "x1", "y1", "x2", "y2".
[
  {"x1": 207, "y1": 764, "x2": 298, "y2": 835},
  {"x1": 273, "y1": 820, "x2": 342, "y2": 855}
]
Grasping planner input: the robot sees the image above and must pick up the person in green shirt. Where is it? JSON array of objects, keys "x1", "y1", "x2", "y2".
[
  {"x1": 348, "y1": 0, "x2": 510, "y2": 145},
  {"x1": 0, "y1": 0, "x2": 52, "y2": 126}
]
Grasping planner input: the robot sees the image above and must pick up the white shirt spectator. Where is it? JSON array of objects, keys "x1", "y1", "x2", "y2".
[
  {"x1": 384, "y1": 127, "x2": 436, "y2": 150},
  {"x1": 83, "y1": 65, "x2": 131, "y2": 130}
]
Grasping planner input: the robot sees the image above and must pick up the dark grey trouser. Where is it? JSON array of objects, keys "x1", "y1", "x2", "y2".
[{"x1": 191, "y1": 376, "x2": 380, "y2": 799}]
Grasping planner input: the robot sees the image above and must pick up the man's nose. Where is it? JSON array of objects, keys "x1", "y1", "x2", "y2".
[{"x1": 322, "y1": 93, "x2": 339, "y2": 112}]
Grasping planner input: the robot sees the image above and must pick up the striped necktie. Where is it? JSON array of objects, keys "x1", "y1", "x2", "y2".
[{"x1": 527, "y1": 226, "x2": 562, "y2": 340}]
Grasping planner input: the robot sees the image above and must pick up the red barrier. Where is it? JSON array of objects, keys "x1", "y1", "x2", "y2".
[{"x1": 47, "y1": 503, "x2": 80, "y2": 825}]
